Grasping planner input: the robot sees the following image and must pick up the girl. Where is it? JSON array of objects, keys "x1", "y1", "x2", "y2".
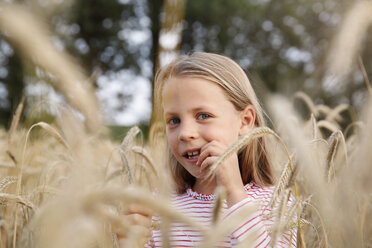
[{"x1": 126, "y1": 52, "x2": 296, "y2": 247}]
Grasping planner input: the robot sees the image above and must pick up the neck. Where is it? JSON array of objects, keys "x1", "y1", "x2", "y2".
[{"x1": 192, "y1": 177, "x2": 217, "y2": 195}]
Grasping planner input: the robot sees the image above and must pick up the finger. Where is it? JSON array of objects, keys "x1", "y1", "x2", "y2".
[
  {"x1": 117, "y1": 226, "x2": 152, "y2": 246},
  {"x1": 200, "y1": 140, "x2": 221, "y2": 153},
  {"x1": 197, "y1": 149, "x2": 212, "y2": 167},
  {"x1": 116, "y1": 231, "x2": 126, "y2": 241},
  {"x1": 126, "y1": 203, "x2": 154, "y2": 217},
  {"x1": 197, "y1": 142, "x2": 223, "y2": 166},
  {"x1": 199, "y1": 156, "x2": 217, "y2": 173},
  {"x1": 121, "y1": 213, "x2": 152, "y2": 227}
]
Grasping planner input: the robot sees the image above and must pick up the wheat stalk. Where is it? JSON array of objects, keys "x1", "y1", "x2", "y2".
[
  {"x1": 211, "y1": 186, "x2": 226, "y2": 225},
  {"x1": 325, "y1": 104, "x2": 349, "y2": 124},
  {"x1": 358, "y1": 55, "x2": 372, "y2": 96},
  {"x1": 294, "y1": 92, "x2": 319, "y2": 117},
  {"x1": 82, "y1": 187, "x2": 207, "y2": 234},
  {"x1": 310, "y1": 114, "x2": 318, "y2": 139},
  {"x1": 344, "y1": 121, "x2": 364, "y2": 138},
  {"x1": 306, "y1": 202, "x2": 329, "y2": 248},
  {"x1": 317, "y1": 120, "x2": 340, "y2": 133},
  {"x1": 12, "y1": 121, "x2": 69, "y2": 247},
  {"x1": 33, "y1": 122, "x2": 69, "y2": 149},
  {"x1": 270, "y1": 189, "x2": 291, "y2": 247},
  {"x1": 316, "y1": 104, "x2": 331, "y2": 117}
]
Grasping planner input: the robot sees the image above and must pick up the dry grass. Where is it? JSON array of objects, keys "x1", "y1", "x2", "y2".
[{"x1": 0, "y1": 1, "x2": 371, "y2": 248}]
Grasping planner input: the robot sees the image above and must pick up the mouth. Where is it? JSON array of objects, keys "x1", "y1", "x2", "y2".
[{"x1": 182, "y1": 149, "x2": 201, "y2": 161}]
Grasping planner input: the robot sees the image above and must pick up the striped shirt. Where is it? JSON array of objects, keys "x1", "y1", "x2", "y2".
[{"x1": 146, "y1": 182, "x2": 296, "y2": 247}]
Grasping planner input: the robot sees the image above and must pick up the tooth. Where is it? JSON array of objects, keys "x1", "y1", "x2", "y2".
[{"x1": 192, "y1": 151, "x2": 198, "y2": 155}]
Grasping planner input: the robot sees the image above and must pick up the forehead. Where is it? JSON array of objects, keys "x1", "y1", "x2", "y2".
[
  {"x1": 162, "y1": 76, "x2": 223, "y2": 97},
  {"x1": 161, "y1": 76, "x2": 234, "y2": 112}
]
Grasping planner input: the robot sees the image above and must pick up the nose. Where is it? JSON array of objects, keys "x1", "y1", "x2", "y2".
[{"x1": 178, "y1": 121, "x2": 198, "y2": 141}]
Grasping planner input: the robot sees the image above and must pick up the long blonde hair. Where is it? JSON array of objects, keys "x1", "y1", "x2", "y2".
[{"x1": 151, "y1": 52, "x2": 273, "y2": 193}]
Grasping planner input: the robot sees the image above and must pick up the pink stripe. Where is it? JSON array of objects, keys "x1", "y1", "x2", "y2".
[
  {"x1": 254, "y1": 230, "x2": 270, "y2": 247},
  {"x1": 235, "y1": 215, "x2": 261, "y2": 238}
]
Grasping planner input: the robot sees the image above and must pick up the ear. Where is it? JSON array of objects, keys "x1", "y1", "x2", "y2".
[{"x1": 238, "y1": 105, "x2": 256, "y2": 136}]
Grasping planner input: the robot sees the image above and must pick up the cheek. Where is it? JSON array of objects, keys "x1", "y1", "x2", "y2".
[
  {"x1": 166, "y1": 130, "x2": 178, "y2": 152},
  {"x1": 204, "y1": 124, "x2": 239, "y2": 146}
]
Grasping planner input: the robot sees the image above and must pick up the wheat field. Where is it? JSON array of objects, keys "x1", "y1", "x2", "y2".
[{"x1": 0, "y1": 2, "x2": 372, "y2": 248}]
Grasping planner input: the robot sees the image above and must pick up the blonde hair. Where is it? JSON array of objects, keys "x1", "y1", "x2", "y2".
[{"x1": 152, "y1": 52, "x2": 273, "y2": 193}]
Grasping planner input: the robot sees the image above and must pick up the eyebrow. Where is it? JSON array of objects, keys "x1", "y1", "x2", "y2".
[{"x1": 164, "y1": 106, "x2": 213, "y2": 117}]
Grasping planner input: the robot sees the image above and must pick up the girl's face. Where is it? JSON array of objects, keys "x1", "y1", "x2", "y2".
[{"x1": 162, "y1": 76, "x2": 253, "y2": 180}]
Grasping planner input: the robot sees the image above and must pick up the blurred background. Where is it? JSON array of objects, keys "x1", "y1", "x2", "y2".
[{"x1": 0, "y1": 0, "x2": 370, "y2": 139}]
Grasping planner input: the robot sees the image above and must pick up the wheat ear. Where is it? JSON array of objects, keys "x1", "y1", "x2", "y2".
[
  {"x1": 0, "y1": 176, "x2": 18, "y2": 192},
  {"x1": 270, "y1": 158, "x2": 295, "y2": 208},
  {"x1": 8, "y1": 96, "x2": 25, "y2": 144},
  {"x1": 13, "y1": 121, "x2": 68, "y2": 247},
  {"x1": 206, "y1": 127, "x2": 298, "y2": 195},
  {"x1": 118, "y1": 126, "x2": 141, "y2": 184},
  {"x1": 131, "y1": 146, "x2": 158, "y2": 178},
  {"x1": 0, "y1": 193, "x2": 34, "y2": 209},
  {"x1": 284, "y1": 218, "x2": 311, "y2": 234},
  {"x1": 282, "y1": 196, "x2": 311, "y2": 234},
  {"x1": 207, "y1": 127, "x2": 277, "y2": 179},
  {"x1": 118, "y1": 151, "x2": 133, "y2": 184},
  {"x1": 327, "y1": 130, "x2": 348, "y2": 181},
  {"x1": 121, "y1": 126, "x2": 141, "y2": 150}
]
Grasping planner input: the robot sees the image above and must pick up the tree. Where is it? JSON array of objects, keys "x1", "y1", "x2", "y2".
[
  {"x1": 181, "y1": 0, "x2": 371, "y2": 111},
  {"x1": 0, "y1": 0, "x2": 370, "y2": 128}
]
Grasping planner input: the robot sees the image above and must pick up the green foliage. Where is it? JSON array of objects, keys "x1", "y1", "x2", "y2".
[{"x1": 0, "y1": 0, "x2": 371, "y2": 128}]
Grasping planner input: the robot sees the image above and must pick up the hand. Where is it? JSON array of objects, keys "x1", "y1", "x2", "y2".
[
  {"x1": 197, "y1": 141, "x2": 247, "y2": 207},
  {"x1": 116, "y1": 204, "x2": 153, "y2": 247}
]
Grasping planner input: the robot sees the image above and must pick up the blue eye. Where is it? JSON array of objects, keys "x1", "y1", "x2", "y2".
[
  {"x1": 198, "y1": 113, "x2": 211, "y2": 120},
  {"x1": 168, "y1": 118, "x2": 180, "y2": 125}
]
